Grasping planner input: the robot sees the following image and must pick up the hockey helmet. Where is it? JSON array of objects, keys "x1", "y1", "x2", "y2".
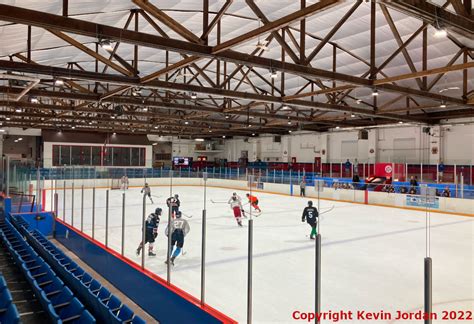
[
  {"x1": 174, "y1": 194, "x2": 179, "y2": 198},
  {"x1": 308, "y1": 201, "x2": 313, "y2": 207},
  {"x1": 145, "y1": 183, "x2": 149, "y2": 186},
  {"x1": 155, "y1": 208, "x2": 162, "y2": 215},
  {"x1": 175, "y1": 211, "x2": 182, "y2": 218}
]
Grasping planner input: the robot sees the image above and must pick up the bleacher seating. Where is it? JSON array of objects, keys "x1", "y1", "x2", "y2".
[
  {"x1": 11, "y1": 215, "x2": 145, "y2": 324},
  {"x1": 0, "y1": 274, "x2": 20, "y2": 324},
  {"x1": 0, "y1": 218, "x2": 95, "y2": 323}
]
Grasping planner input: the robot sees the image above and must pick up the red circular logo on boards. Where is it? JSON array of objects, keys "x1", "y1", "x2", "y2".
[{"x1": 385, "y1": 165, "x2": 393, "y2": 173}]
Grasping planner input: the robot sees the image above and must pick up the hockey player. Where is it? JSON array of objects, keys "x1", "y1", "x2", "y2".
[
  {"x1": 246, "y1": 193, "x2": 261, "y2": 212},
  {"x1": 166, "y1": 194, "x2": 180, "y2": 218},
  {"x1": 228, "y1": 192, "x2": 247, "y2": 218},
  {"x1": 229, "y1": 196, "x2": 243, "y2": 227},
  {"x1": 120, "y1": 175, "x2": 129, "y2": 190},
  {"x1": 227, "y1": 192, "x2": 242, "y2": 204},
  {"x1": 301, "y1": 201, "x2": 319, "y2": 239},
  {"x1": 165, "y1": 211, "x2": 190, "y2": 265},
  {"x1": 136, "y1": 208, "x2": 162, "y2": 256},
  {"x1": 141, "y1": 183, "x2": 154, "y2": 204}
]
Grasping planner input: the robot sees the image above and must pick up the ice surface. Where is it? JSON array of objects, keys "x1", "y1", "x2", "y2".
[{"x1": 48, "y1": 185, "x2": 473, "y2": 323}]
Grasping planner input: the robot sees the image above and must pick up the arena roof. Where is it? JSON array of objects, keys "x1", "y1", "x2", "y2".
[{"x1": 0, "y1": 0, "x2": 473, "y2": 137}]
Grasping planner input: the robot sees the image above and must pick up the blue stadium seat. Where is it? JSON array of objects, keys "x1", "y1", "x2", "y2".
[
  {"x1": 88, "y1": 280, "x2": 101, "y2": 295},
  {"x1": 131, "y1": 315, "x2": 147, "y2": 324},
  {"x1": 114, "y1": 304, "x2": 134, "y2": 323},
  {"x1": 0, "y1": 276, "x2": 6, "y2": 291},
  {"x1": 106, "y1": 295, "x2": 122, "y2": 315},
  {"x1": 0, "y1": 303, "x2": 20, "y2": 324},
  {"x1": 96, "y1": 287, "x2": 111, "y2": 302},
  {"x1": 53, "y1": 297, "x2": 85, "y2": 323},
  {"x1": 0, "y1": 288, "x2": 13, "y2": 311}
]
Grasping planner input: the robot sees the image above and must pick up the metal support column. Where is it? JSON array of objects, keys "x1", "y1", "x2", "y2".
[
  {"x1": 105, "y1": 190, "x2": 109, "y2": 247},
  {"x1": 121, "y1": 193, "x2": 126, "y2": 256},
  {"x1": 201, "y1": 172, "x2": 208, "y2": 305},
  {"x1": 92, "y1": 187, "x2": 96, "y2": 239},
  {"x1": 424, "y1": 257, "x2": 432, "y2": 324},
  {"x1": 80, "y1": 185, "x2": 84, "y2": 231},
  {"x1": 71, "y1": 182, "x2": 75, "y2": 227},
  {"x1": 247, "y1": 218, "x2": 254, "y2": 324},
  {"x1": 315, "y1": 234, "x2": 321, "y2": 324}
]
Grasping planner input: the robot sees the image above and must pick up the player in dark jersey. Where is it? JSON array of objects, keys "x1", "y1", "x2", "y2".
[
  {"x1": 136, "y1": 208, "x2": 162, "y2": 256},
  {"x1": 301, "y1": 201, "x2": 319, "y2": 240},
  {"x1": 166, "y1": 194, "x2": 180, "y2": 218},
  {"x1": 164, "y1": 211, "x2": 190, "y2": 265}
]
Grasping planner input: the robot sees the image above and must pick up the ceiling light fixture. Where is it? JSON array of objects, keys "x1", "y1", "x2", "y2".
[
  {"x1": 398, "y1": 121, "x2": 404, "y2": 124},
  {"x1": 252, "y1": 133, "x2": 256, "y2": 136},
  {"x1": 433, "y1": 27, "x2": 447, "y2": 38},
  {"x1": 439, "y1": 101, "x2": 446, "y2": 108},
  {"x1": 100, "y1": 39, "x2": 113, "y2": 51},
  {"x1": 222, "y1": 135, "x2": 226, "y2": 138},
  {"x1": 54, "y1": 79, "x2": 64, "y2": 86},
  {"x1": 15, "y1": 108, "x2": 22, "y2": 113},
  {"x1": 30, "y1": 97, "x2": 39, "y2": 104},
  {"x1": 190, "y1": 92, "x2": 197, "y2": 99},
  {"x1": 270, "y1": 69, "x2": 278, "y2": 79},
  {"x1": 282, "y1": 105, "x2": 291, "y2": 110},
  {"x1": 6, "y1": 117, "x2": 10, "y2": 121},
  {"x1": 351, "y1": 113, "x2": 356, "y2": 118},
  {"x1": 371, "y1": 89, "x2": 379, "y2": 96},
  {"x1": 154, "y1": 126, "x2": 158, "y2": 129},
  {"x1": 356, "y1": 99, "x2": 362, "y2": 104},
  {"x1": 288, "y1": 130, "x2": 292, "y2": 133},
  {"x1": 336, "y1": 126, "x2": 340, "y2": 129},
  {"x1": 195, "y1": 138, "x2": 205, "y2": 142}
]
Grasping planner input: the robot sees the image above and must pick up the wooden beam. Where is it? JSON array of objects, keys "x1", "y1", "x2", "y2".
[
  {"x1": 449, "y1": 0, "x2": 469, "y2": 17},
  {"x1": 213, "y1": 0, "x2": 340, "y2": 53},
  {"x1": 201, "y1": 0, "x2": 233, "y2": 41},
  {"x1": 380, "y1": 5, "x2": 424, "y2": 89},
  {"x1": 245, "y1": 1, "x2": 300, "y2": 63},
  {"x1": 305, "y1": 1, "x2": 361, "y2": 64},
  {"x1": 374, "y1": 61, "x2": 474, "y2": 86},
  {"x1": 131, "y1": 0, "x2": 202, "y2": 44},
  {"x1": 62, "y1": 0, "x2": 68, "y2": 17},
  {"x1": 384, "y1": 0, "x2": 474, "y2": 38},
  {"x1": 46, "y1": 29, "x2": 134, "y2": 76}
]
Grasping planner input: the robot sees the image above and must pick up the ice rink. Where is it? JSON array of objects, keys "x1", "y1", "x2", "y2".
[{"x1": 47, "y1": 184, "x2": 473, "y2": 323}]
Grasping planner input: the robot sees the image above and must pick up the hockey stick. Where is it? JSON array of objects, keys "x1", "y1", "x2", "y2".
[
  {"x1": 151, "y1": 195, "x2": 162, "y2": 199},
  {"x1": 242, "y1": 209, "x2": 262, "y2": 217},
  {"x1": 180, "y1": 212, "x2": 193, "y2": 219},
  {"x1": 320, "y1": 205, "x2": 335, "y2": 215},
  {"x1": 210, "y1": 199, "x2": 229, "y2": 204}
]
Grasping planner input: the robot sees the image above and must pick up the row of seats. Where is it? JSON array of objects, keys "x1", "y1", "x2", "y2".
[
  {"x1": 0, "y1": 219, "x2": 95, "y2": 323},
  {"x1": 11, "y1": 216, "x2": 145, "y2": 324},
  {"x1": 0, "y1": 274, "x2": 20, "y2": 323}
]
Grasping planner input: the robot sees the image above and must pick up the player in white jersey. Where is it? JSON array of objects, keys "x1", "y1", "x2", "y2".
[
  {"x1": 141, "y1": 183, "x2": 154, "y2": 203},
  {"x1": 229, "y1": 196, "x2": 243, "y2": 227},
  {"x1": 121, "y1": 175, "x2": 129, "y2": 190},
  {"x1": 164, "y1": 211, "x2": 190, "y2": 265}
]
